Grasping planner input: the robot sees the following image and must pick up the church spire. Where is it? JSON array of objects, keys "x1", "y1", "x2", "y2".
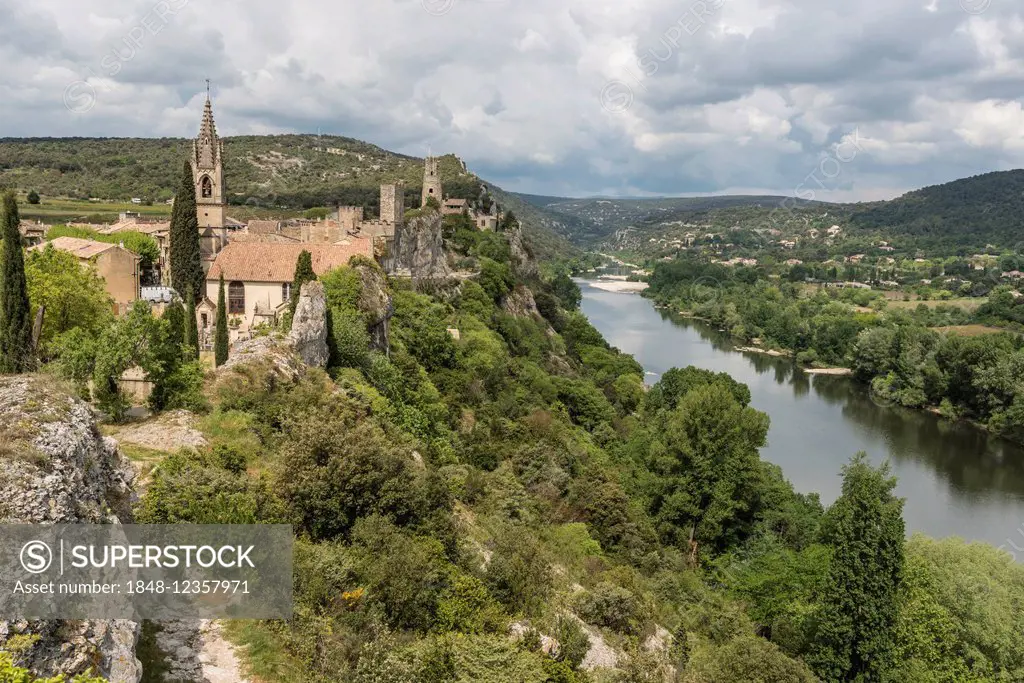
[{"x1": 195, "y1": 95, "x2": 220, "y2": 168}]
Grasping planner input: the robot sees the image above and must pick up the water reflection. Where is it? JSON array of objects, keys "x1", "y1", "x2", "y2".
[{"x1": 579, "y1": 282, "x2": 1024, "y2": 546}]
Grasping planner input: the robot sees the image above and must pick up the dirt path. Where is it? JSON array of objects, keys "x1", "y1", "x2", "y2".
[{"x1": 156, "y1": 620, "x2": 249, "y2": 683}]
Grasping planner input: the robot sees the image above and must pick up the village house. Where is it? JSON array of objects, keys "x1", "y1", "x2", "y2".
[
  {"x1": 30, "y1": 237, "x2": 140, "y2": 311},
  {"x1": 18, "y1": 221, "x2": 46, "y2": 247},
  {"x1": 442, "y1": 198, "x2": 469, "y2": 216},
  {"x1": 204, "y1": 240, "x2": 374, "y2": 340}
]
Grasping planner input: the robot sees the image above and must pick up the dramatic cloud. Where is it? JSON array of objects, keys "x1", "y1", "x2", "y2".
[{"x1": 1, "y1": 0, "x2": 1023, "y2": 200}]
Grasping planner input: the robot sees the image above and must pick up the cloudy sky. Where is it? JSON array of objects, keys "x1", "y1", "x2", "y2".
[{"x1": 2, "y1": 0, "x2": 1023, "y2": 200}]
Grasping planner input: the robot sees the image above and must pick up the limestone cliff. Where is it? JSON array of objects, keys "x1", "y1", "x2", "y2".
[
  {"x1": 506, "y1": 219, "x2": 538, "y2": 278},
  {"x1": 389, "y1": 209, "x2": 450, "y2": 281},
  {"x1": 347, "y1": 259, "x2": 391, "y2": 352},
  {"x1": 288, "y1": 281, "x2": 329, "y2": 368},
  {"x1": 0, "y1": 375, "x2": 141, "y2": 683}
]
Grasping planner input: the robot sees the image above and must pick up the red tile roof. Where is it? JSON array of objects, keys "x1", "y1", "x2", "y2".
[{"x1": 207, "y1": 240, "x2": 374, "y2": 283}]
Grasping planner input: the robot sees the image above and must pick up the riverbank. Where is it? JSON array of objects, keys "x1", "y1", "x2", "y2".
[
  {"x1": 584, "y1": 279, "x2": 650, "y2": 293},
  {"x1": 579, "y1": 279, "x2": 1024, "y2": 550}
]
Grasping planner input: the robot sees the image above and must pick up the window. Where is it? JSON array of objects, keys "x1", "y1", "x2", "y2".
[
  {"x1": 228, "y1": 281, "x2": 245, "y2": 314},
  {"x1": 201, "y1": 176, "x2": 213, "y2": 198},
  {"x1": 282, "y1": 283, "x2": 291, "y2": 301},
  {"x1": 200, "y1": 313, "x2": 208, "y2": 329}
]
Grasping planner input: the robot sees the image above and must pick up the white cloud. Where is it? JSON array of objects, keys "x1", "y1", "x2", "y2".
[{"x1": 0, "y1": 0, "x2": 1023, "y2": 199}]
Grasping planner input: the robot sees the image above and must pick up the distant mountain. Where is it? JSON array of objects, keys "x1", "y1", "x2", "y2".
[
  {"x1": 514, "y1": 193, "x2": 816, "y2": 244},
  {"x1": 515, "y1": 170, "x2": 1024, "y2": 251},
  {"x1": 848, "y1": 170, "x2": 1024, "y2": 249},
  {"x1": 0, "y1": 135, "x2": 576, "y2": 260}
]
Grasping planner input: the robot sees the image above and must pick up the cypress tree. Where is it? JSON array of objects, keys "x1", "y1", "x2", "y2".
[
  {"x1": 808, "y1": 453, "x2": 905, "y2": 682},
  {"x1": 290, "y1": 250, "x2": 316, "y2": 316},
  {"x1": 169, "y1": 161, "x2": 203, "y2": 304},
  {"x1": 183, "y1": 289, "x2": 199, "y2": 360},
  {"x1": 0, "y1": 192, "x2": 34, "y2": 373},
  {"x1": 214, "y1": 274, "x2": 229, "y2": 367}
]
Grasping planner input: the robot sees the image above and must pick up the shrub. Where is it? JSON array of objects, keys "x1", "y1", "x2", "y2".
[{"x1": 575, "y1": 581, "x2": 644, "y2": 635}]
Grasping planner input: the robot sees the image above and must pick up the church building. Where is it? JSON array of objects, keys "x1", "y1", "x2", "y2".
[{"x1": 191, "y1": 92, "x2": 230, "y2": 259}]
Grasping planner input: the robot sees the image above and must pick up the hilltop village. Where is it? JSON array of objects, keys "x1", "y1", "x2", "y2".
[{"x1": 18, "y1": 95, "x2": 505, "y2": 348}]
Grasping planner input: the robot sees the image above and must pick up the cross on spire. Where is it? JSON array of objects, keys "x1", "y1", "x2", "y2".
[{"x1": 205, "y1": 78, "x2": 211, "y2": 101}]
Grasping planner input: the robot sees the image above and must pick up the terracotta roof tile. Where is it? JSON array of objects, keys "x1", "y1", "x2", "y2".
[
  {"x1": 207, "y1": 240, "x2": 374, "y2": 283},
  {"x1": 30, "y1": 236, "x2": 130, "y2": 260}
]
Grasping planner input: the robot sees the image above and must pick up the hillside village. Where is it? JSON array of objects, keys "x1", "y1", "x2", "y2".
[{"x1": 16, "y1": 95, "x2": 507, "y2": 353}]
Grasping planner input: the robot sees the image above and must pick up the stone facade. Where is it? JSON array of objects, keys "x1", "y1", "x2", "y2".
[
  {"x1": 380, "y1": 181, "x2": 406, "y2": 226},
  {"x1": 421, "y1": 156, "x2": 442, "y2": 207},
  {"x1": 192, "y1": 97, "x2": 226, "y2": 231}
]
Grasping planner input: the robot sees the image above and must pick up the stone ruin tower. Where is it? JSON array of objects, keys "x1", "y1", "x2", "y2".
[
  {"x1": 380, "y1": 181, "x2": 406, "y2": 226},
  {"x1": 421, "y1": 156, "x2": 442, "y2": 207}
]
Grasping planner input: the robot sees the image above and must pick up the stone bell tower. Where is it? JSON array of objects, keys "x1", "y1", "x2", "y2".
[
  {"x1": 191, "y1": 85, "x2": 226, "y2": 232},
  {"x1": 421, "y1": 156, "x2": 442, "y2": 207}
]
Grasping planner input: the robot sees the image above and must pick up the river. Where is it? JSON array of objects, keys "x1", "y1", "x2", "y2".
[{"x1": 579, "y1": 281, "x2": 1024, "y2": 551}]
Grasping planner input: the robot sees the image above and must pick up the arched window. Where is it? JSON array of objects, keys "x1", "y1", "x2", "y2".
[
  {"x1": 228, "y1": 281, "x2": 245, "y2": 314},
  {"x1": 201, "y1": 176, "x2": 213, "y2": 199}
]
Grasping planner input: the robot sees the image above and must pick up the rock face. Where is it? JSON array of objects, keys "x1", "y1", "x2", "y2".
[
  {"x1": 352, "y1": 260, "x2": 392, "y2": 352},
  {"x1": 0, "y1": 375, "x2": 142, "y2": 683},
  {"x1": 502, "y1": 285, "x2": 543, "y2": 320},
  {"x1": 389, "y1": 209, "x2": 450, "y2": 281},
  {"x1": 507, "y1": 220, "x2": 538, "y2": 278},
  {"x1": 287, "y1": 281, "x2": 329, "y2": 368}
]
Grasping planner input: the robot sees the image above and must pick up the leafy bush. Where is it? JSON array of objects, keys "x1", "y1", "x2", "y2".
[{"x1": 575, "y1": 581, "x2": 644, "y2": 635}]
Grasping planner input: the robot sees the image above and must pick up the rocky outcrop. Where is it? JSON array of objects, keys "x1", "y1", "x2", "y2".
[
  {"x1": 112, "y1": 410, "x2": 207, "y2": 453},
  {"x1": 389, "y1": 209, "x2": 450, "y2": 281},
  {"x1": 0, "y1": 375, "x2": 141, "y2": 683},
  {"x1": 502, "y1": 285, "x2": 543, "y2": 320},
  {"x1": 287, "y1": 281, "x2": 329, "y2": 368},
  {"x1": 219, "y1": 334, "x2": 306, "y2": 383},
  {"x1": 507, "y1": 220, "x2": 538, "y2": 278},
  {"x1": 351, "y1": 259, "x2": 391, "y2": 352}
]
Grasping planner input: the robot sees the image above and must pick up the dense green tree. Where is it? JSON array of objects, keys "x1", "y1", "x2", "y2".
[
  {"x1": 26, "y1": 190, "x2": 39, "y2": 204},
  {"x1": 0, "y1": 192, "x2": 34, "y2": 373},
  {"x1": 215, "y1": 274, "x2": 229, "y2": 367},
  {"x1": 290, "y1": 249, "x2": 316, "y2": 317},
  {"x1": 92, "y1": 301, "x2": 160, "y2": 421},
  {"x1": 24, "y1": 244, "x2": 113, "y2": 357},
  {"x1": 169, "y1": 161, "x2": 203, "y2": 302},
  {"x1": 808, "y1": 454, "x2": 905, "y2": 682},
  {"x1": 649, "y1": 383, "x2": 770, "y2": 551},
  {"x1": 551, "y1": 272, "x2": 582, "y2": 310},
  {"x1": 183, "y1": 289, "x2": 199, "y2": 359}
]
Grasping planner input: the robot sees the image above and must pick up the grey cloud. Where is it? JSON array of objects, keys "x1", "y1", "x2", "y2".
[{"x1": 0, "y1": 0, "x2": 1022, "y2": 201}]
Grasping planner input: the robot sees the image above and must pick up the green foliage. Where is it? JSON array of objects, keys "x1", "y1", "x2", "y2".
[
  {"x1": 24, "y1": 245, "x2": 113, "y2": 357},
  {"x1": 183, "y1": 290, "x2": 199, "y2": 359},
  {"x1": 290, "y1": 250, "x2": 316, "y2": 318},
  {"x1": 808, "y1": 453, "x2": 905, "y2": 682},
  {"x1": 0, "y1": 192, "x2": 34, "y2": 372},
  {"x1": 478, "y1": 258, "x2": 515, "y2": 302},
  {"x1": 136, "y1": 448, "x2": 287, "y2": 524},
  {"x1": 891, "y1": 535, "x2": 1024, "y2": 680},
  {"x1": 682, "y1": 634, "x2": 818, "y2": 682},
  {"x1": 92, "y1": 301, "x2": 160, "y2": 420},
  {"x1": 552, "y1": 617, "x2": 590, "y2": 671},
  {"x1": 169, "y1": 161, "x2": 202, "y2": 302},
  {"x1": 575, "y1": 581, "x2": 644, "y2": 635},
  {"x1": 278, "y1": 407, "x2": 450, "y2": 542},
  {"x1": 485, "y1": 526, "x2": 552, "y2": 616},
  {"x1": 645, "y1": 383, "x2": 770, "y2": 552},
  {"x1": 26, "y1": 190, "x2": 39, "y2": 204},
  {"x1": 0, "y1": 651, "x2": 107, "y2": 682},
  {"x1": 46, "y1": 225, "x2": 160, "y2": 270},
  {"x1": 215, "y1": 275, "x2": 228, "y2": 367}
]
